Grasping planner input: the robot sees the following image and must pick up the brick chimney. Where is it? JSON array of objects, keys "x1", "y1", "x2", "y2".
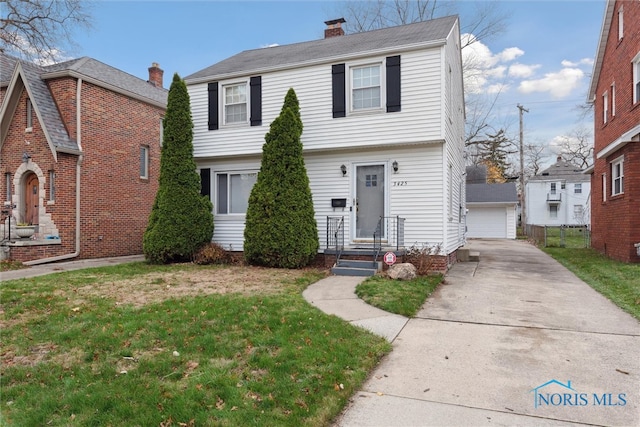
[
  {"x1": 148, "y1": 62, "x2": 164, "y2": 88},
  {"x1": 324, "y1": 18, "x2": 346, "y2": 38}
]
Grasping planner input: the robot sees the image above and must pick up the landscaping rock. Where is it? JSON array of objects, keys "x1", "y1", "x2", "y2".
[{"x1": 387, "y1": 263, "x2": 417, "y2": 280}]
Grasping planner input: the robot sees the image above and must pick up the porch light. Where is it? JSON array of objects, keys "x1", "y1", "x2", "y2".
[
  {"x1": 22, "y1": 152, "x2": 31, "y2": 163},
  {"x1": 340, "y1": 164, "x2": 347, "y2": 176},
  {"x1": 392, "y1": 160, "x2": 398, "y2": 173}
]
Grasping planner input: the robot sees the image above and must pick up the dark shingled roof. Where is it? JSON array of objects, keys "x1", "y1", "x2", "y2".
[
  {"x1": 185, "y1": 15, "x2": 458, "y2": 82},
  {"x1": 467, "y1": 183, "x2": 518, "y2": 204},
  {"x1": 528, "y1": 157, "x2": 590, "y2": 183},
  {"x1": 1, "y1": 53, "x2": 167, "y2": 153}
]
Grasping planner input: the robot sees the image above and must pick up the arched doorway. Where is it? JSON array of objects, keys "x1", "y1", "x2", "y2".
[{"x1": 24, "y1": 173, "x2": 39, "y2": 225}]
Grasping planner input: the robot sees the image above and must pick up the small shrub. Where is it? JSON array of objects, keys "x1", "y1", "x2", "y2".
[
  {"x1": 192, "y1": 242, "x2": 229, "y2": 265},
  {"x1": 404, "y1": 243, "x2": 442, "y2": 275}
]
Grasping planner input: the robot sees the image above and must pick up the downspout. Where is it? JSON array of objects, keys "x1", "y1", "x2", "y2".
[{"x1": 25, "y1": 79, "x2": 83, "y2": 265}]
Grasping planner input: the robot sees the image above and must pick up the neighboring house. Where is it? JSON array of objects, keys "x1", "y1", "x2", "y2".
[
  {"x1": 0, "y1": 53, "x2": 167, "y2": 263},
  {"x1": 587, "y1": 0, "x2": 640, "y2": 263},
  {"x1": 466, "y1": 180, "x2": 518, "y2": 239},
  {"x1": 525, "y1": 156, "x2": 591, "y2": 227},
  {"x1": 184, "y1": 17, "x2": 466, "y2": 268}
]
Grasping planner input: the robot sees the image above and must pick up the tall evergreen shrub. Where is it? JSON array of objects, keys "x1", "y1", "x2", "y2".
[
  {"x1": 143, "y1": 73, "x2": 214, "y2": 263},
  {"x1": 244, "y1": 89, "x2": 318, "y2": 268}
]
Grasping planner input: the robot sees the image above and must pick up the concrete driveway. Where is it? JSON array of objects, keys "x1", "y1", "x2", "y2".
[{"x1": 336, "y1": 239, "x2": 640, "y2": 426}]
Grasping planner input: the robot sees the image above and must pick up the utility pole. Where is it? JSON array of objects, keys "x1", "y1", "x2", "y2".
[{"x1": 517, "y1": 104, "x2": 529, "y2": 231}]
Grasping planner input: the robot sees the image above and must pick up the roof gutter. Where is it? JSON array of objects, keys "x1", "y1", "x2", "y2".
[{"x1": 25, "y1": 78, "x2": 84, "y2": 265}]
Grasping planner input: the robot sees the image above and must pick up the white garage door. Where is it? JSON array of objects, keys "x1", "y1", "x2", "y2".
[{"x1": 467, "y1": 206, "x2": 507, "y2": 238}]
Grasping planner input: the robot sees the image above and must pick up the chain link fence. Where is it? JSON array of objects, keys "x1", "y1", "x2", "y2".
[{"x1": 525, "y1": 224, "x2": 591, "y2": 248}]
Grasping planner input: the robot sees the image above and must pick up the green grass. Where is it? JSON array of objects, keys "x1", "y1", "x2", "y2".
[
  {"x1": 355, "y1": 274, "x2": 443, "y2": 317},
  {"x1": 0, "y1": 263, "x2": 391, "y2": 426},
  {"x1": 543, "y1": 247, "x2": 640, "y2": 320}
]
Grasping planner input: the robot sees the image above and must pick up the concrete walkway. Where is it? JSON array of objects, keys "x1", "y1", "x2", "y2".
[
  {"x1": 0, "y1": 255, "x2": 145, "y2": 281},
  {"x1": 315, "y1": 239, "x2": 640, "y2": 427}
]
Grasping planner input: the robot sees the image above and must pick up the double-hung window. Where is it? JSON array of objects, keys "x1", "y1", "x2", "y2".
[
  {"x1": 351, "y1": 64, "x2": 381, "y2": 111},
  {"x1": 574, "y1": 183, "x2": 582, "y2": 194},
  {"x1": 612, "y1": 157, "x2": 624, "y2": 196},
  {"x1": 550, "y1": 182, "x2": 556, "y2": 194},
  {"x1": 216, "y1": 171, "x2": 257, "y2": 214},
  {"x1": 633, "y1": 52, "x2": 640, "y2": 104},
  {"x1": 618, "y1": 5, "x2": 624, "y2": 41},
  {"x1": 603, "y1": 91, "x2": 608, "y2": 124},
  {"x1": 611, "y1": 83, "x2": 616, "y2": 117},
  {"x1": 140, "y1": 146, "x2": 149, "y2": 179},
  {"x1": 224, "y1": 83, "x2": 247, "y2": 124}
]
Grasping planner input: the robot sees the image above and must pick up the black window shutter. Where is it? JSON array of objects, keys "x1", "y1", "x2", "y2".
[
  {"x1": 207, "y1": 82, "x2": 219, "y2": 130},
  {"x1": 200, "y1": 168, "x2": 211, "y2": 198},
  {"x1": 332, "y1": 64, "x2": 346, "y2": 118},
  {"x1": 386, "y1": 56, "x2": 401, "y2": 113},
  {"x1": 250, "y1": 76, "x2": 262, "y2": 126}
]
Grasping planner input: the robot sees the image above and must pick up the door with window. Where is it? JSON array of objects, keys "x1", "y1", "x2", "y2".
[
  {"x1": 25, "y1": 173, "x2": 39, "y2": 225},
  {"x1": 354, "y1": 164, "x2": 385, "y2": 240}
]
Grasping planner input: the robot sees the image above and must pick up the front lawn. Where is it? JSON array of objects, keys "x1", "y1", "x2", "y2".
[
  {"x1": 543, "y1": 247, "x2": 640, "y2": 320},
  {"x1": 356, "y1": 274, "x2": 443, "y2": 317},
  {"x1": 0, "y1": 263, "x2": 390, "y2": 426}
]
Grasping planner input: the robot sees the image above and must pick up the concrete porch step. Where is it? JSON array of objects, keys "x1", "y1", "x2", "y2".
[
  {"x1": 469, "y1": 251, "x2": 480, "y2": 262},
  {"x1": 331, "y1": 266, "x2": 378, "y2": 277}
]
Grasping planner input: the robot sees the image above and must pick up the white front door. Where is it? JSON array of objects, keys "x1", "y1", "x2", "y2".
[{"x1": 354, "y1": 164, "x2": 385, "y2": 240}]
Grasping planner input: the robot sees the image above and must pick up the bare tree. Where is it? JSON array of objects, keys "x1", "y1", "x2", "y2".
[
  {"x1": 1, "y1": 0, "x2": 93, "y2": 64},
  {"x1": 523, "y1": 142, "x2": 550, "y2": 178},
  {"x1": 556, "y1": 125, "x2": 594, "y2": 169}
]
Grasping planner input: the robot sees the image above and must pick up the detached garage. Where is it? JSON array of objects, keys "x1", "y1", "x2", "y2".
[{"x1": 466, "y1": 183, "x2": 518, "y2": 239}]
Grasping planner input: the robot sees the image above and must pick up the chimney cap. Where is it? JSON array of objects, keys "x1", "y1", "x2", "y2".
[{"x1": 324, "y1": 18, "x2": 346, "y2": 27}]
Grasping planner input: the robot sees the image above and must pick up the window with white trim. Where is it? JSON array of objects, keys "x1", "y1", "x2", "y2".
[
  {"x1": 550, "y1": 182, "x2": 556, "y2": 194},
  {"x1": 573, "y1": 205, "x2": 584, "y2": 221},
  {"x1": 140, "y1": 146, "x2": 149, "y2": 179},
  {"x1": 618, "y1": 5, "x2": 624, "y2": 40},
  {"x1": 351, "y1": 64, "x2": 381, "y2": 111},
  {"x1": 216, "y1": 171, "x2": 257, "y2": 214},
  {"x1": 549, "y1": 205, "x2": 558, "y2": 219},
  {"x1": 603, "y1": 91, "x2": 608, "y2": 123},
  {"x1": 5, "y1": 173, "x2": 11, "y2": 202},
  {"x1": 26, "y1": 98, "x2": 33, "y2": 130},
  {"x1": 633, "y1": 52, "x2": 640, "y2": 104},
  {"x1": 602, "y1": 174, "x2": 607, "y2": 202},
  {"x1": 574, "y1": 183, "x2": 582, "y2": 194},
  {"x1": 611, "y1": 157, "x2": 624, "y2": 195},
  {"x1": 611, "y1": 83, "x2": 616, "y2": 117},
  {"x1": 223, "y1": 82, "x2": 248, "y2": 124}
]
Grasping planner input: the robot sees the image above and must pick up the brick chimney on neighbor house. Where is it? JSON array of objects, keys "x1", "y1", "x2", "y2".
[
  {"x1": 148, "y1": 62, "x2": 164, "y2": 88},
  {"x1": 324, "y1": 18, "x2": 346, "y2": 38}
]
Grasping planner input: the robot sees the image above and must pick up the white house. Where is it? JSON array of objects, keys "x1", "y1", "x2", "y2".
[
  {"x1": 525, "y1": 157, "x2": 591, "y2": 226},
  {"x1": 184, "y1": 17, "x2": 466, "y2": 267}
]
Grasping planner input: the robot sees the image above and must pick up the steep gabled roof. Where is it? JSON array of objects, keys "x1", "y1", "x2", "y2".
[
  {"x1": 185, "y1": 15, "x2": 458, "y2": 83},
  {"x1": 466, "y1": 183, "x2": 518, "y2": 204},
  {"x1": 528, "y1": 157, "x2": 590, "y2": 183}
]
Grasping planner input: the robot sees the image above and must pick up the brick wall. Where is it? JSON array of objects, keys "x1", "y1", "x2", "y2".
[
  {"x1": 2, "y1": 76, "x2": 163, "y2": 262},
  {"x1": 591, "y1": 0, "x2": 640, "y2": 263}
]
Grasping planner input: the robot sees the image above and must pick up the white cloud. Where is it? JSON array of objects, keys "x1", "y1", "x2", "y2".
[
  {"x1": 518, "y1": 68, "x2": 584, "y2": 99},
  {"x1": 561, "y1": 58, "x2": 594, "y2": 67},
  {"x1": 496, "y1": 47, "x2": 524, "y2": 62},
  {"x1": 508, "y1": 63, "x2": 541, "y2": 78}
]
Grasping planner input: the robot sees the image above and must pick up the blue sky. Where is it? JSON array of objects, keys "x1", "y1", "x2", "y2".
[{"x1": 68, "y1": 0, "x2": 607, "y2": 163}]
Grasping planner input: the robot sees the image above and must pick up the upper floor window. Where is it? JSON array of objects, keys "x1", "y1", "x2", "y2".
[
  {"x1": 574, "y1": 183, "x2": 582, "y2": 194},
  {"x1": 48, "y1": 170, "x2": 55, "y2": 202},
  {"x1": 550, "y1": 182, "x2": 557, "y2": 194},
  {"x1": 603, "y1": 91, "x2": 608, "y2": 123},
  {"x1": 633, "y1": 52, "x2": 640, "y2": 104},
  {"x1": 224, "y1": 82, "x2": 247, "y2": 124},
  {"x1": 611, "y1": 83, "x2": 616, "y2": 117},
  {"x1": 612, "y1": 157, "x2": 624, "y2": 196},
  {"x1": 140, "y1": 146, "x2": 149, "y2": 179},
  {"x1": 351, "y1": 64, "x2": 381, "y2": 111},
  {"x1": 216, "y1": 171, "x2": 257, "y2": 214},
  {"x1": 618, "y1": 5, "x2": 624, "y2": 41},
  {"x1": 5, "y1": 173, "x2": 11, "y2": 202},
  {"x1": 26, "y1": 98, "x2": 33, "y2": 130}
]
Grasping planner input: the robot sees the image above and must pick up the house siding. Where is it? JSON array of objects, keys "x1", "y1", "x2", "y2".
[
  {"x1": 590, "y1": 0, "x2": 640, "y2": 262},
  {"x1": 189, "y1": 48, "x2": 445, "y2": 158},
  {"x1": 525, "y1": 179, "x2": 591, "y2": 226}
]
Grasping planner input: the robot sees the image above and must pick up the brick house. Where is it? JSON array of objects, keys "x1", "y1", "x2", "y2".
[
  {"x1": 587, "y1": 0, "x2": 640, "y2": 263},
  {"x1": 1, "y1": 54, "x2": 167, "y2": 264}
]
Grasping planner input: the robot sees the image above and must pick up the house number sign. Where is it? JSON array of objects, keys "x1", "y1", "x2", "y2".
[{"x1": 392, "y1": 181, "x2": 408, "y2": 186}]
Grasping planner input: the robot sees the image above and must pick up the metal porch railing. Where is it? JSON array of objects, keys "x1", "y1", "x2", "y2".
[{"x1": 326, "y1": 216, "x2": 345, "y2": 264}]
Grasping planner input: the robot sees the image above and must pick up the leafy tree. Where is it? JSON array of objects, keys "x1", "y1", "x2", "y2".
[
  {"x1": 1, "y1": 0, "x2": 93, "y2": 64},
  {"x1": 143, "y1": 73, "x2": 214, "y2": 264},
  {"x1": 244, "y1": 89, "x2": 318, "y2": 268}
]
